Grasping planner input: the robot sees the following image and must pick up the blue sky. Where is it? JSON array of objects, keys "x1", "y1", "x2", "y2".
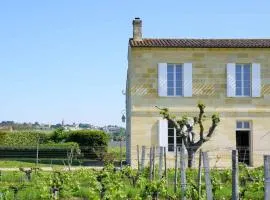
[{"x1": 1, "y1": 0, "x2": 270, "y2": 126}]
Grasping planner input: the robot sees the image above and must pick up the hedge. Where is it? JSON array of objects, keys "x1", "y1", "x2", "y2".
[
  {"x1": 0, "y1": 130, "x2": 109, "y2": 159},
  {"x1": 0, "y1": 131, "x2": 49, "y2": 146},
  {"x1": 66, "y1": 130, "x2": 109, "y2": 159},
  {"x1": 66, "y1": 130, "x2": 109, "y2": 147}
]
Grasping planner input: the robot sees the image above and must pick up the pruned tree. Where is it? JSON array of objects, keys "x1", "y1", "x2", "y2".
[{"x1": 156, "y1": 102, "x2": 220, "y2": 168}]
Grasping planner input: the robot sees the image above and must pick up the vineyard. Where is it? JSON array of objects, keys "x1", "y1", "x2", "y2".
[{"x1": 0, "y1": 163, "x2": 265, "y2": 200}]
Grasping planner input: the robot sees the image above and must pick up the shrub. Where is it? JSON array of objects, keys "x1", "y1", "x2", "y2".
[
  {"x1": 49, "y1": 127, "x2": 69, "y2": 143},
  {"x1": 66, "y1": 130, "x2": 109, "y2": 147},
  {"x1": 66, "y1": 130, "x2": 109, "y2": 159},
  {"x1": 0, "y1": 131, "x2": 49, "y2": 146}
]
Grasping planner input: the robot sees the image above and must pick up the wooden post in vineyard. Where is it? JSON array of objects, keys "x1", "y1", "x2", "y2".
[
  {"x1": 264, "y1": 155, "x2": 270, "y2": 200},
  {"x1": 174, "y1": 146, "x2": 178, "y2": 193},
  {"x1": 159, "y1": 146, "x2": 163, "y2": 179},
  {"x1": 137, "y1": 145, "x2": 140, "y2": 172},
  {"x1": 36, "y1": 135, "x2": 40, "y2": 167},
  {"x1": 149, "y1": 147, "x2": 153, "y2": 181},
  {"x1": 232, "y1": 150, "x2": 239, "y2": 200},
  {"x1": 197, "y1": 149, "x2": 202, "y2": 199},
  {"x1": 141, "y1": 146, "x2": 146, "y2": 172},
  {"x1": 180, "y1": 146, "x2": 186, "y2": 200},
  {"x1": 153, "y1": 146, "x2": 156, "y2": 180},
  {"x1": 164, "y1": 147, "x2": 167, "y2": 179},
  {"x1": 120, "y1": 139, "x2": 123, "y2": 169},
  {"x1": 202, "y1": 152, "x2": 213, "y2": 200}
]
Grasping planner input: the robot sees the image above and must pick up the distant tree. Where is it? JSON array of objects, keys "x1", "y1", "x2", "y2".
[
  {"x1": 34, "y1": 122, "x2": 40, "y2": 126},
  {"x1": 111, "y1": 128, "x2": 126, "y2": 141},
  {"x1": 50, "y1": 127, "x2": 67, "y2": 143},
  {"x1": 0, "y1": 121, "x2": 14, "y2": 126},
  {"x1": 51, "y1": 123, "x2": 63, "y2": 129},
  {"x1": 157, "y1": 102, "x2": 220, "y2": 168},
  {"x1": 79, "y1": 123, "x2": 90, "y2": 129}
]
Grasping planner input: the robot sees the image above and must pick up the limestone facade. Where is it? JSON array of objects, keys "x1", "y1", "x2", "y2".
[{"x1": 126, "y1": 47, "x2": 270, "y2": 167}]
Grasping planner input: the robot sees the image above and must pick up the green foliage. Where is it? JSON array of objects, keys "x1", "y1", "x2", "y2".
[
  {"x1": 0, "y1": 131, "x2": 49, "y2": 146},
  {"x1": 0, "y1": 165, "x2": 265, "y2": 200},
  {"x1": 109, "y1": 127, "x2": 126, "y2": 141},
  {"x1": 239, "y1": 164, "x2": 264, "y2": 199},
  {"x1": 212, "y1": 113, "x2": 220, "y2": 125},
  {"x1": 0, "y1": 142, "x2": 79, "y2": 150},
  {"x1": 107, "y1": 146, "x2": 126, "y2": 162},
  {"x1": 66, "y1": 129, "x2": 109, "y2": 147},
  {"x1": 197, "y1": 101, "x2": 206, "y2": 110},
  {"x1": 64, "y1": 130, "x2": 109, "y2": 159},
  {"x1": 140, "y1": 178, "x2": 168, "y2": 199},
  {"x1": 49, "y1": 127, "x2": 68, "y2": 143}
]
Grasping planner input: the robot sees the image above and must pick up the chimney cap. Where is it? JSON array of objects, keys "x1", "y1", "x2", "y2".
[{"x1": 133, "y1": 17, "x2": 142, "y2": 24}]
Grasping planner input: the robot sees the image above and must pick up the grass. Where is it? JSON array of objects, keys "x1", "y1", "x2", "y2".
[
  {"x1": 0, "y1": 159, "x2": 83, "y2": 168},
  {"x1": 107, "y1": 146, "x2": 126, "y2": 160}
]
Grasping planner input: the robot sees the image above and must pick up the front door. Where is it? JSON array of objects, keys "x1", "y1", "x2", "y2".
[{"x1": 236, "y1": 130, "x2": 250, "y2": 165}]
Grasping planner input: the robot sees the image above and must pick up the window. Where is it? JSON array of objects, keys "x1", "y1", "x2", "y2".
[
  {"x1": 235, "y1": 64, "x2": 251, "y2": 97},
  {"x1": 236, "y1": 121, "x2": 250, "y2": 130},
  {"x1": 227, "y1": 63, "x2": 261, "y2": 98},
  {"x1": 158, "y1": 63, "x2": 192, "y2": 97},
  {"x1": 167, "y1": 64, "x2": 183, "y2": 96},
  {"x1": 168, "y1": 121, "x2": 182, "y2": 152}
]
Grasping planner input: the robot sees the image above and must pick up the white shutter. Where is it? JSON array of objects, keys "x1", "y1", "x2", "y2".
[
  {"x1": 183, "y1": 63, "x2": 192, "y2": 97},
  {"x1": 158, "y1": 119, "x2": 168, "y2": 148},
  {"x1": 252, "y1": 63, "x2": 261, "y2": 97},
  {"x1": 158, "y1": 63, "x2": 167, "y2": 96},
  {"x1": 227, "y1": 63, "x2": 236, "y2": 97}
]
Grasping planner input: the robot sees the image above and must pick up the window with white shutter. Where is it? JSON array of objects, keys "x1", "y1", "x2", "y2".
[
  {"x1": 235, "y1": 64, "x2": 251, "y2": 97},
  {"x1": 167, "y1": 64, "x2": 183, "y2": 96},
  {"x1": 158, "y1": 119, "x2": 183, "y2": 152},
  {"x1": 227, "y1": 63, "x2": 261, "y2": 97},
  {"x1": 227, "y1": 63, "x2": 236, "y2": 97},
  {"x1": 167, "y1": 120, "x2": 182, "y2": 152},
  {"x1": 158, "y1": 63, "x2": 192, "y2": 97},
  {"x1": 158, "y1": 63, "x2": 167, "y2": 97},
  {"x1": 252, "y1": 63, "x2": 261, "y2": 97},
  {"x1": 183, "y1": 63, "x2": 193, "y2": 97},
  {"x1": 158, "y1": 119, "x2": 168, "y2": 148}
]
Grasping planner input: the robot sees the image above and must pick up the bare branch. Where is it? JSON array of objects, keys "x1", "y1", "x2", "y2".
[
  {"x1": 155, "y1": 106, "x2": 180, "y2": 129},
  {"x1": 197, "y1": 102, "x2": 205, "y2": 142},
  {"x1": 204, "y1": 113, "x2": 220, "y2": 141}
]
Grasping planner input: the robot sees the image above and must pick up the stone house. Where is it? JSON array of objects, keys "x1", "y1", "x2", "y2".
[{"x1": 126, "y1": 18, "x2": 270, "y2": 167}]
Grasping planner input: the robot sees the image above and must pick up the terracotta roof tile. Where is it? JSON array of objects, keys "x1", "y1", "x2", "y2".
[{"x1": 129, "y1": 38, "x2": 270, "y2": 48}]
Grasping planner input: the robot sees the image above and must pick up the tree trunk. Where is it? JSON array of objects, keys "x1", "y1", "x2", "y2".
[{"x1": 187, "y1": 150, "x2": 195, "y2": 168}]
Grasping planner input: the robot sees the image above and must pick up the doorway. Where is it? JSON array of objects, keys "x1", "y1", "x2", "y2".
[
  {"x1": 236, "y1": 130, "x2": 250, "y2": 165},
  {"x1": 236, "y1": 121, "x2": 251, "y2": 165}
]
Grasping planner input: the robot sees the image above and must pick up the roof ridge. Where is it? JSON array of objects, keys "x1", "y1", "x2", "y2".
[
  {"x1": 129, "y1": 38, "x2": 270, "y2": 48},
  {"x1": 135, "y1": 38, "x2": 270, "y2": 40}
]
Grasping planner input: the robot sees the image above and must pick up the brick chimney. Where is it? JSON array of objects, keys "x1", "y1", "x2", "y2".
[{"x1": 132, "y1": 17, "x2": 142, "y2": 41}]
